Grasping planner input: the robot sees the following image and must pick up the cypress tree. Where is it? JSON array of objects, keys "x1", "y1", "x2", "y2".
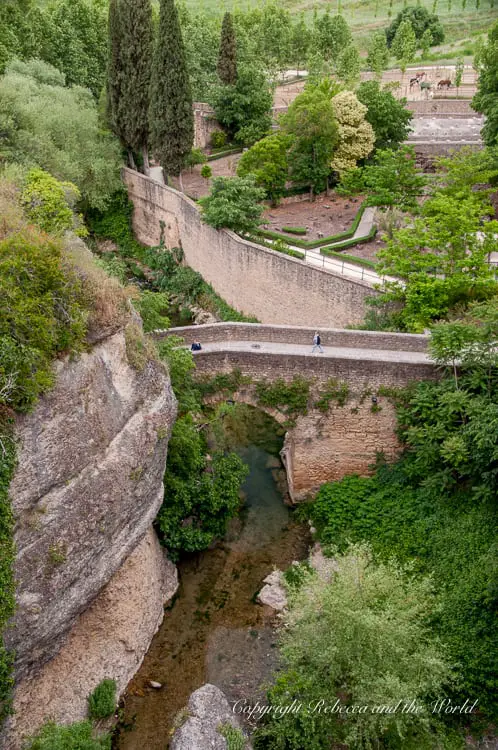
[
  {"x1": 217, "y1": 11, "x2": 237, "y2": 85},
  {"x1": 149, "y1": 0, "x2": 194, "y2": 181},
  {"x1": 119, "y1": 0, "x2": 153, "y2": 168}
]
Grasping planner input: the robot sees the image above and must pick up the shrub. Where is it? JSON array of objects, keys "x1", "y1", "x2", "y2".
[
  {"x1": 185, "y1": 148, "x2": 207, "y2": 170},
  {"x1": 87, "y1": 678, "x2": 117, "y2": 720},
  {"x1": 135, "y1": 291, "x2": 170, "y2": 332},
  {"x1": 314, "y1": 378, "x2": 349, "y2": 411},
  {"x1": 254, "y1": 544, "x2": 455, "y2": 750},
  {"x1": 21, "y1": 168, "x2": 86, "y2": 237},
  {"x1": 211, "y1": 130, "x2": 227, "y2": 149},
  {"x1": 200, "y1": 164, "x2": 212, "y2": 180},
  {"x1": 386, "y1": 6, "x2": 444, "y2": 46},
  {"x1": 124, "y1": 323, "x2": 158, "y2": 372},
  {"x1": 25, "y1": 720, "x2": 111, "y2": 749},
  {"x1": 0, "y1": 418, "x2": 16, "y2": 725},
  {"x1": 256, "y1": 376, "x2": 310, "y2": 417},
  {"x1": 0, "y1": 228, "x2": 87, "y2": 412},
  {"x1": 218, "y1": 723, "x2": 246, "y2": 750},
  {"x1": 199, "y1": 176, "x2": 265, "y2": 234}
]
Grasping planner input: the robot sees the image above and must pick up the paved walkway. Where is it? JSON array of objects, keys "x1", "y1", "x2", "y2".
[
  {"x1": 265, "y1": 207, "x2": 398, "y2": 287},
  {"x1": 192, "y1": 339, "x2": 430, "y2": 365}
]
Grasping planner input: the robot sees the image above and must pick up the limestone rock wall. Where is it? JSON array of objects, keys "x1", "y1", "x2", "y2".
[
  {"x1": 3, "y1": 528, "x2": 178, "y2": 749},
  {"x1": 5, "y1": 329, "x2": 177, "y2": 682}
]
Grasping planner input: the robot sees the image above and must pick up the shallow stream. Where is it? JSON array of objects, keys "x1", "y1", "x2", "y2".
[{"x1": 116, "y1": 409, "x2": 309, "y2": 749}]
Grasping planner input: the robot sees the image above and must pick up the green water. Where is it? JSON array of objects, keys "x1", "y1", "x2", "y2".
[{"x1": 117, "y1": 407, "x2": 309, "y2": 749}]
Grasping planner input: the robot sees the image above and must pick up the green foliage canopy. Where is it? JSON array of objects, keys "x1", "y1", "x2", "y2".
[
  {"x1": 254, "y1": 544, "x2": 455, "y2": 750},
  {"x1": 0, "y1": 60, "x2": 121, "y2": 210},
  {"x1": 472, "y1": 21, "x2": 498, "y2": 147},
  {"x1": 357, "y1": 80, "x2": 413, "y2": 151},
  {"x1": 237, "y1": 134, "x2": 290, "y2": 204},
  {"x1": 211, "y1": 64, "x2": 273, "y2": 146},
  {"x1": 386, "y1": 6, "x2": 444, "y2": 47},
  {"x1": 199, "y1": 175, "x2": 265, "y2": 234}
]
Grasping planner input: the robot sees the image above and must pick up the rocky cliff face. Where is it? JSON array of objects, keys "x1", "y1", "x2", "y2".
[{"x1": 5, "y1": 328, "x2": 177, "y2": 681}]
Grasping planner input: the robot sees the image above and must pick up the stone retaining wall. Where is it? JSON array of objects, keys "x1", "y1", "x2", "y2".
[{"x1": 123, "y1": 169, "x2": 377, "y2": 328}]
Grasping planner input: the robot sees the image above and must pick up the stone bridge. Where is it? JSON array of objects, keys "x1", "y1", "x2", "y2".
[{"x1": 156, "y1": 323, "x2": 436, "y2": 500}]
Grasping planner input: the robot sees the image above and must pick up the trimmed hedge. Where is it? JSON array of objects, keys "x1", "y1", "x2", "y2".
[
  {"x1": 319, "y1": 229, "x2": 378, "y2": 269},
  {"x1": 282, "y1": 226, "x2": 307, "y2": 235},
  {"x1": 207, "y1": 147, "x2": 242, "y2": 161},
  {"x1": 259, "y1": 203, "x2": 367, "y2": 249}
]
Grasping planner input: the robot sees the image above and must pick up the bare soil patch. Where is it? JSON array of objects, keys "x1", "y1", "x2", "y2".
[
  {"x1": 172, "y1": 153, "x2": 241, "y2": 199},
  {"x1": 262, "y1": 194, "x2": 364, "y2": 242},
  {"x1": 341, "y1": 236, "x2": 386, "y2": 263}
]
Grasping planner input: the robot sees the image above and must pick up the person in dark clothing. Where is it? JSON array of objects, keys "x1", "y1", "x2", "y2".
[
  {"x1": 311, "y1": 332, "x2": 323, "y2": 353},
  {"x1": 191, "y1": 341, "x2": 202, "y2": 351}
]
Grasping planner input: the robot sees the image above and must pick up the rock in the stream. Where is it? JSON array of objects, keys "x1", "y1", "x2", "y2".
[
  {"x1": 257, "y1": 570, "x2": 287, "y2": 612},
  {"x1": 170, "y1": 684, "x2": 250, "y2": 750}
]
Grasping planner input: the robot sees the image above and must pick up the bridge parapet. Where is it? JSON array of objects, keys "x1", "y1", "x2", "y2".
[{"x1": 154, "y1": 323, "x2": 429, "y2": 353}]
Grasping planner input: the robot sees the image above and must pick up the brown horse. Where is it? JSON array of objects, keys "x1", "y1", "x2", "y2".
[{"x1": 437, "y1": 79, "x2": 452, "y2": 89}]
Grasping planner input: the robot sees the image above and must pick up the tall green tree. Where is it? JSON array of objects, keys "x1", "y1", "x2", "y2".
[
  {"x1": 217, "y1": 11, "x2": 237, "y2": 85},
  {"x1": 119, "y1": 0, "x2": 153, "y2": 168},
  {"x1": 367, "y1": 31, "x2": 390, "y2": 79},
  {"x1": 281, "y1": 87, "x2": 339, "y2": 199},
  {"x1": 211, "y1": 63, "x2": 273, "y2": 146},
  {"x1": 336, "y1": 43, "x2": 361, "y2": 86},
  {"x1": 357, "y1": 80, "x2": 413, "y2": 150},
  {"x1": 472, "y1": 21, "x2": 498, "y2": 146},
  {"x1": 391, "y1": 18, "x2": 417, "y2": 73},
  {"x1": 386, "y1": 6, "x2": 444, "y2": 46},
  {"x1": 237, "y1": 133, "x2": 291, "y2": 204},
  {"x1": 149, "y1": 0, "x2": 194, "y2": 183},
  {"x1": 290, "y1": 13, "x2": 312, "y2": 75},
  {"x1": 314, "y1": 10, "x2": 352, "y2": 63}
]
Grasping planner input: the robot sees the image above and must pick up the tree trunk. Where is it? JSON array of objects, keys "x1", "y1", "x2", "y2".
[
  {"x1": 128, "y1": 150, "x2": 137, "y2": 170},
  {"x1": 142, "y1": 145, "x2": 150, "y2": 174},
  {"x1": 179, "y1": 171, "x2": 184, "y2": 192}
]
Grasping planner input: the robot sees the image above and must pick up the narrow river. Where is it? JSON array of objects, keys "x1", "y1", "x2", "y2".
[{"x1": 116, "y1": 416, "x2": 310, "y2": 749}]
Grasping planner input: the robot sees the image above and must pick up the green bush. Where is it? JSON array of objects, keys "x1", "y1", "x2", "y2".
[
  {"x1": 200, "y1": 164, "x2": 212, "y2": 180},
  {"x1": 135, "y1": 291, "x2": 170, "y2": 332},
  {"x1": 211, "y1": 130, "x2": 227, "y2": 149},
  {"x1": 87, "y1": 678, "x2": 117, "y2": 720},
  {"x1": 25, "y1": 720, "x2": 111, "y2": 750},
  {"x1": 256, "y1": 376, "x2": 310, "y2": 417},
  {"x1": 314, "y1": 378, "x2": 349, "y2": 411},
  {"x1": 21, "y1": 168, "x2": 85, "y2": 237},
  {"x1": 0, "y1": 229, "x2": 87, "y2": 412},
  {"x1": 219, "y1": 723, "x2": 246, "y2": 750}
]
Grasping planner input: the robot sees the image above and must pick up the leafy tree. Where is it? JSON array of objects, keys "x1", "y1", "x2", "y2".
[
  {"x1": 367, "y1": 31, "x2": 390, "y2": 79},
  {"x1": 314, "y1": 10, "x2": 352, "y2": 62},
  {"x1": 200, "y1": 164, "x2": 212, "y2": 181},
  {"x1": 25, "y1": 720, "x2": 111, "y2": 749},
  {"x1": 149, "y1": 0, "x2": 194, "y2": 180},
  {"x1": 118, "y1": 0, "x2": 153, "y2": 167},
  {"x1": 472, "y1": 22, "x2": 498, "y2": 146},
  {"x1": 44, "y1": 0, "x2": 108, "y2": 98},
  {"x1": 237, "y1": 134, "x2": 290, "y2": 204},
  {"x1": 0, "y1": 60, "x2": 121, "y2": 210},
  {"x1": 331, "y1": 91, "x2": 375, "y2": 174},
  {"x1": 377, "y1": 191, "x2": 498, "y2": 331},
  {"x1": 257, "y1": 3, "x2": 292, "y2": 74},
  {"x1": 198, "y1": 175, "x2": 265, "y2": 234},
  {"x1": 339, "y1": 146, "x2": 425, "y2": 211},
  {"x1": 290, "y1": 13, "x2": 312, "y2": 75},
  {"x1": 336, "y1": 44, "x2": 361, "y2": 86},
  {"x1": 217, "y1": 11, "x2": 237, "y2": 85},
  {"x1": 391, "y1": 19, "x2": 417, "y2": 73},
  {"x1": 420, "y1": 27, "x2": 433, "y2": 57},
  {"x1": 357, "y1": 80, "x2": 413, "y2": 150},
  {"x1": 20, "y1": 168, "x2": 85, "y2": 237},
  {"x1": 254, "y1": 544, "x2": 454, "y2": 750},
  {"x1": 211, "y1": 64, "x2": 273, "y2": 145},
  {"x1": 281, "y1": 87, "x2": 339, "y2": 198},
  {"x1": 180, "y1": 9, "x2": 221, "y2": 101},
  {"x1": 386, "y1": 6, "x2": 445, "y2": 47}
]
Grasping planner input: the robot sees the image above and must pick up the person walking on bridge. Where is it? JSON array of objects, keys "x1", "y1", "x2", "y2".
[{"x1": 312, "y1": 331, "x2": 324, "y2": 353}]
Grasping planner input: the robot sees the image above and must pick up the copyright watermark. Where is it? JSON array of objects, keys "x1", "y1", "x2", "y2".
[{"x1": 232, "y1": 697, "x2": 479, "y2": 722}]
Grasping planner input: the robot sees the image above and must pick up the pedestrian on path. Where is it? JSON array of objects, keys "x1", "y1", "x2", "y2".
[{"x1": 312, "y1": 331, "x2": 324, "y2": 353}]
